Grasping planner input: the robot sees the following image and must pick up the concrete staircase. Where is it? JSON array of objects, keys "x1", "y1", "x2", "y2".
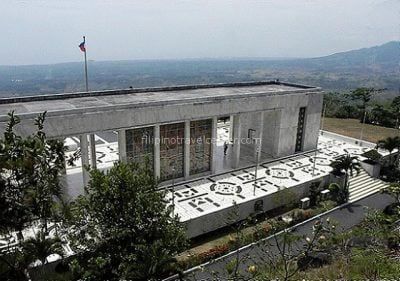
[{"x1": 348, "y1": 169, "x2": 389, "y2": 203}]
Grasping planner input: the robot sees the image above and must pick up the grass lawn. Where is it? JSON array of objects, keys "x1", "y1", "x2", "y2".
[{"x1": 322, "y1": 118, "x2": 400, "y2": 144}]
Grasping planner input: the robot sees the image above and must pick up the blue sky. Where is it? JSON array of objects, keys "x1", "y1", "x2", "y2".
[{"x1": 1, "y1": 0, "x2": 399, "y2": 65}]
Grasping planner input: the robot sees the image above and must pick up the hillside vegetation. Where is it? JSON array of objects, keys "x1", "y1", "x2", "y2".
[{"x1": 0, "y1": 41, "x2": 398, "y2": 99}]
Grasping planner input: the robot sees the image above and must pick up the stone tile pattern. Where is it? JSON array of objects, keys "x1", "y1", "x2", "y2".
[{"x1": 168, "y1": 135, "x2": 378, "y2": 222}]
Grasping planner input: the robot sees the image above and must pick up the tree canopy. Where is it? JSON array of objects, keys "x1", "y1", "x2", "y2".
[
  {"x1": 0, "y1": 111, "x2": 68, "y2": 280},
  {"x1": 347, "y1": 88, "x2": 385, "y2": 122},
  {"x1": 0, "y1": 111, "x2": 66, "y2": 235},
  {"x1": 67, "y1": 161, "x2": 187, "y2": 280}
]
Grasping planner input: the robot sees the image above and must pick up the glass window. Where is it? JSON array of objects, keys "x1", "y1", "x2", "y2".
[
  {"x1": 295, "y1": 107, "x2": 306, "y2": 152},
  {"x1": 190, "y1": 119, "x2": 212, "y2": 174},
  {"x1": 126, "y1": 126, "x2": 154, "y2": 170},
  {"x1": 160, "y1": 123, "x2": 184, "y2": 181}
]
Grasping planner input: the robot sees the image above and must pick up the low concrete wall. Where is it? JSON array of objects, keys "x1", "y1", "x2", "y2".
[
  {"x1": 185, "y1": 175, "x2": 330, "y2": 238},
  {"x1": 320, "y1": 130, "x2": 376, "y2": 149},
  {"x1": 361, "y1": 161, "x2": 381, "y2": 178}
]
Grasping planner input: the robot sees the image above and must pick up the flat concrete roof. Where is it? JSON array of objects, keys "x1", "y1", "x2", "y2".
[{"x1": 0, "y1": 81, "x2": 320, "y2": 118}]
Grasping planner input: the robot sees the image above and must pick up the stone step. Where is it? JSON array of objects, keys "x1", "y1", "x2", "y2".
[
  {"x1": 349, "y1": 178, "x2": 385, "y2": 192},
  {"x1": 349, "y1": 179, "x2": 384, "y2": 194},
  {"x1": 349, "y1": 170, "x2": 368, "y2": 178},
  {"x1": 349, "y1": 170, "x2": 368, "y2": 177},
  {"x1": 350, "y1": 171, "x2": 369, "y2": 180},
  {"x1": 349, "y1": 177, "x2": 372, "y2": 188},
  {"x1": 350, "y1": 179, "x2": 385, "y2": 195},
  {"x1": 350, "y1": 181, "x2": 386, "y2": 195},
  {"x1": 347, "y1": 167, "x2": 389, "y2": 202},
  {"x1": 349, "y1": 189, "x2": 381, "y2": 202},
  {"x1": 349, "y1": 183, "x2": 387, "y2": 202}
]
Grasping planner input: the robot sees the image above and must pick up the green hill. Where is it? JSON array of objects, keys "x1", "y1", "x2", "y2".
[{"x1": 0, "y1": 41, "x2": 398, "y2": 98}]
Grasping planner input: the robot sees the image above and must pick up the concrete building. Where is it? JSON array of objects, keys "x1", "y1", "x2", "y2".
[
  {"x1": 0, "y1": 81, "x2": 323, "y2": 187},
  {"x1": 0, "y1": 81, "x2": 393, "y2": 239}
]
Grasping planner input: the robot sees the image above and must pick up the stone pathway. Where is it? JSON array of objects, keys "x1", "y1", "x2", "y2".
[{"x1": 167, "y1": 133, "x2": 388, "y2": 224}]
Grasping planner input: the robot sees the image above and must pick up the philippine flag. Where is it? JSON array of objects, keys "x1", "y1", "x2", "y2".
[{"x1": 79, "y1": 41, "x2": 86, "y2": 52}]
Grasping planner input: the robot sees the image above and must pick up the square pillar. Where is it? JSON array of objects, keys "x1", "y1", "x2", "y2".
[
  {"x1": 118, "y1": 129, "x2": 126, "y2": 163},
  {"x1": 256, "y1": 111, "x2": 264, "y2": 162},
  {"x1": 80, "y1": 134, "x2": 90, "y2": 186},
  {"x1": 211, "y1": 117, "x2": 218, "y2": 173},
  {"x1": 154, "y1": 125, "x2": 160, "y2": 179},
  {"x1": 229, "y1": 115, "x2": 234, "y2": 142},
  {"x1": 89, "y1": 134, "x2": 97, "y2": 169},
  {"x1": 232, "y1": 114, "x2": 242, "y2": 169},
  {"x1": 184, "y1": 121, "x2": 190, "y2": 179},
  {"x1": 57, "y1": 137, "x2": 68, "y2": 190}
]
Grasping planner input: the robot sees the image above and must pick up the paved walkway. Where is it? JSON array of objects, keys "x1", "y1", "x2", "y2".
[
  {"x1": 61, "y1": 125, "x2": 392, "y2": 235},
  {"x1": 168, "y1": 192, "x2": 394, "y2": 280},
  {"x1": 166, "y1": 133, "x2": 383, "y2": 225}
]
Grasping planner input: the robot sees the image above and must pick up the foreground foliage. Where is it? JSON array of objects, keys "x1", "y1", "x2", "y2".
[
  {"x1": 0, "y1": 112, "x2": 67, "y2": 280},
  {"x1": 67, "y1": 161, "x2": 187, "y2": 280}
]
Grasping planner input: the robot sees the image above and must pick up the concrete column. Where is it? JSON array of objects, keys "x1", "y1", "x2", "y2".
[
  {"x1": 117, "y1": 129, "x2": 127, "y2": 163},
  {"x1": 80, "y1": 134, "x2": 90, "y2": 186},
  {"x1": 57, "y1": 137, "x2": 68, "y2": 190},
  {"x1": 184, "y1": 121, "x2": 191, "y2": 179},
  {"x1": 255, "y1": 111, "x2": 264, "y2": 162},
  {"x1": 154, "y1": 125, "x2": 160, "y2": 179},
  {"x1": 229, "y1": 115, "x2": 234, "y2": 142},
  {"x1": 211, "y1": 117, "x2": 218, "y2": 173},
  {"x1": 232, "y1": 114, "x2": 242, "y2": 169},
  {"x1": 89, "y1": 134, "x2": 97, "y2": 169}
]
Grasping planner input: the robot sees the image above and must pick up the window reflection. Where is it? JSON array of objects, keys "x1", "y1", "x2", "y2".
[
  {"x1": 160, "y1": 123, "x2": 184, "y2": 181},
  {"x1": 126, "y1": 126, "x2": 154, "y2": 171},
  {"x1": 190, "y1": 119, "x2": 212, "y2": 174}
]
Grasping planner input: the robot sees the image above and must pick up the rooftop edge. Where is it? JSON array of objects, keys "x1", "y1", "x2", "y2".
[{"x1": 0, "y1": 81, "x2": 320, "y2": 105}]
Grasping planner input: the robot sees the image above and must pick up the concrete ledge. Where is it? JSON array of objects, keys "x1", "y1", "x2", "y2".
[
  {"x1": 321, "y1": 130, "x2": 376, "y2": 148},
  {"x1": 0, "y1": 81, "x2": 319, "y2": 105}
]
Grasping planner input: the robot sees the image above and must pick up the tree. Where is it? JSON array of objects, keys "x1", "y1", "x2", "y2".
[
  {"x1": 370, "y1": 104, "x2": 395, "y2": 127},
  {"x1": 376, "y1": 136, "x2": 400, "y2": 166},
  {"x1": 322, "y1": 92, "x2": 341, "y2": 118},
  {"x1": 391, "y1": 96, "x2": 400, "y2": 129},
  {"x1": 67, "y1": 161, "x2": 187, "y2": 280},
  {"x1": 0, "y1": 111, "x2": 67, "y2": 235},
  {"x1": 330, "y1": 154, "x2": 361, "y2": 203},
  {"x1": 22, "y1": 231, "x2": 64, "y2": 267},
  {"x1": 348, "y1": 88, "x2": 384, "y2": 123},
  {"x1": 0, "y1": 111, "x2": 69, "y2": 280},
  {"x1": 335, "y1": 104, "x2": 359, "y2": 119},
  {"x1": 258, "y1": 218, "x2": 336, "y2": 281}
]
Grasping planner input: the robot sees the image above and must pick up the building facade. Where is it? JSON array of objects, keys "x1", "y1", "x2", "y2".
[{"x1": 0, "y1": 81, "x2": 323, "y2": 185}]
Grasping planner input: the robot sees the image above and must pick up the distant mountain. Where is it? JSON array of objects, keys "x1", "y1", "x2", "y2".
[
  {"x1": 303, "y1": 41, "x2": 399, "y2": 71},
  {"x1": 0, "y1": 41, "x2": 398, "y2": 98}
]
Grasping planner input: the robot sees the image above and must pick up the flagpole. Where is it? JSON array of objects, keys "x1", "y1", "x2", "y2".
[
  {"x1": 80, "y1": 36, "x2": 96, "y2": 169},
  {"x1": 83, "y1": 36, "x2": 89, "y2": 92}
]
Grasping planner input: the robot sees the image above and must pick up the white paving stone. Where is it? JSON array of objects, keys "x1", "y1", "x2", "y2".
[
  {"x1": 63, "y1": 129, "x2": 394, "y2": 225},
  {"x1": 168, "y1": 133, "x2": 392, "y2": 223}
]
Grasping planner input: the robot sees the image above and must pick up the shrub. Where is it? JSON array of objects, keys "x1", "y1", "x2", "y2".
[
  {"x1": 383, "y1": 203, "x2": 400, "y2": 216},
  {"x1": 387, "y1": 235, "x2": 400, "y2": 250},
  {"x1": 297, "y1": 251, "x2": 332, "y2": 271},
  {"x1": 199, "y1": 244, "x2": 229, "y2": 260},
  {"x1": 303, "y1": 210, "x2": 312, "y2": 219}
]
